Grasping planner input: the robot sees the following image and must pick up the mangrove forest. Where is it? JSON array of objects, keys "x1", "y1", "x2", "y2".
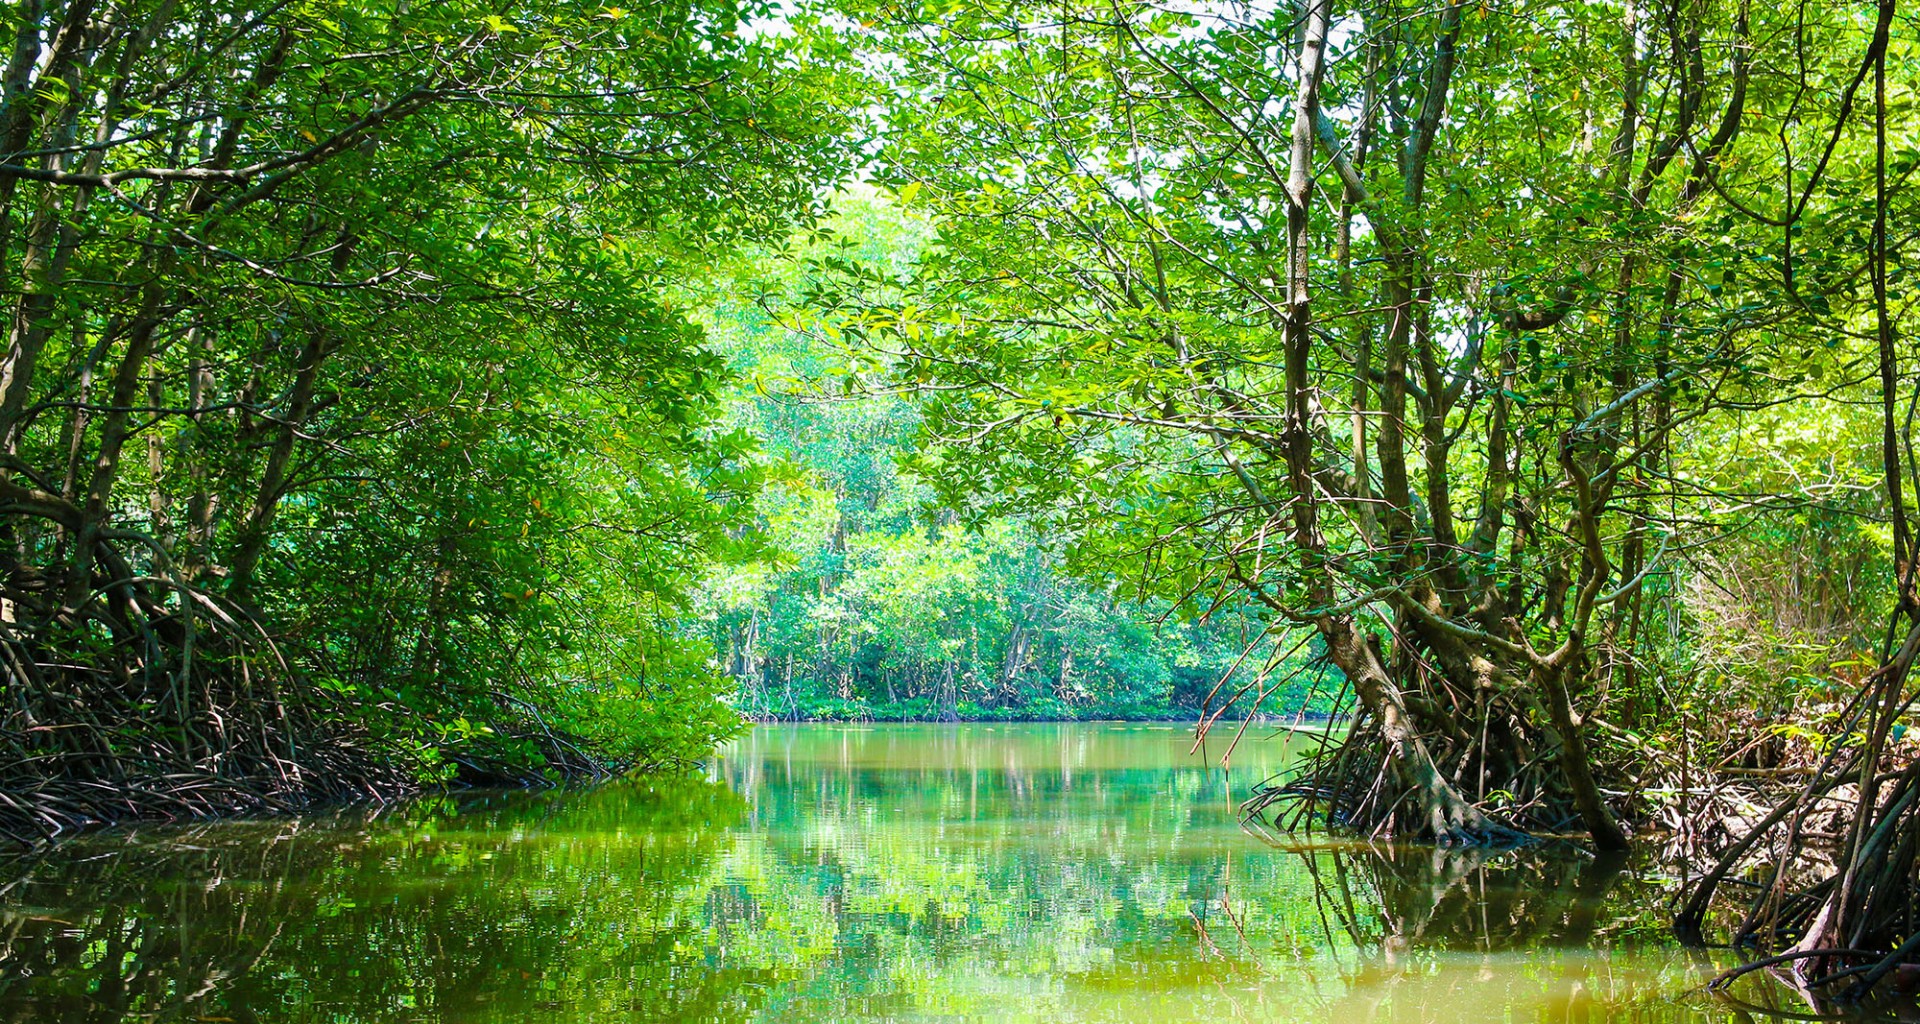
[{"x1": 2, "y1": 0, "x2": 1919, "y2": 1019}]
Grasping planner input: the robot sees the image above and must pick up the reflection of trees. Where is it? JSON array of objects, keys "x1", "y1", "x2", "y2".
[
  {"x1": 0, "y1": 726, "x2": 1725, "y2": 1024},
  {"x1": 0, "y1": 780, "x2": 759, "y2": 1024},
  {"x1": 1231, "y1": 842, "x2": 1724, "y2": 1024},
  {"x1": 1300, "y1": 844, "x2": 1636, "y2": 956},
  {"x1": 707, "y1": 726, "x2": 1713, "y2": 1022}
]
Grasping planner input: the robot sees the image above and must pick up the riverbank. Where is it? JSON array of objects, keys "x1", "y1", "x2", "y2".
[{"x1": 0, "y1": 714, "x2": 627, "y2": 850}]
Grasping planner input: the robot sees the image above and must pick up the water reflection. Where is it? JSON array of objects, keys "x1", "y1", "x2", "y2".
[
  {"x1": 0, "y1": 780, "x2": 765, "y2": 1023},
  {"x1": 0, "y1": 723, "x2": 1763, "y2": 1022}
]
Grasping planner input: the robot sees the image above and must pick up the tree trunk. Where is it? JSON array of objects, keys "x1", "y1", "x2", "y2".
[{"x1": 226, "y1": 329, "x2": 331, "y2": 603}]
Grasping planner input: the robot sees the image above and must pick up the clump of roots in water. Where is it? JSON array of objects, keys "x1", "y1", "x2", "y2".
[
  {"x1": 1673, "y1": 620, "x2": 1920, "y2": 1005},
  {"x1": 0, "y1": 573, "x2": 398, "y2": 843},
  {"x1": 1236, "y1": 675, "x2": 1626, "y2": 849},
  {"x1": 0, "y1": 540, "x2": 606, "y2": 846}
]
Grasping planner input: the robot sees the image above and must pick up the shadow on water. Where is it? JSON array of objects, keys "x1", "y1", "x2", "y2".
[{"x1": 0, "y1": 723, "x2": 1901, "y2": 1023}]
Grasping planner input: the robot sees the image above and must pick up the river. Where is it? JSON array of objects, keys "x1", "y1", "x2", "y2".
[{"x1": 0, "y1": 722, "x2": 1774, "y2": 1022}]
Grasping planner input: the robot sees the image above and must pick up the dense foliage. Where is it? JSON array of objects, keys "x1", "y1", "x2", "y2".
[{"x1": 0, "y1": 0, "x2": 853, "y2": 838}]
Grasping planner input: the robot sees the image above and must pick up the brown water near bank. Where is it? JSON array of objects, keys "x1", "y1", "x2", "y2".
[{"x1": 0, "y1": 722, "x2": 1873, "y2": 1022}]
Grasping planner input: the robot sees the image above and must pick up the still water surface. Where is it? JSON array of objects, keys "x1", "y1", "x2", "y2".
[{"x1": 0, "y1": 723, "x2": 1760, "y2": 1022}]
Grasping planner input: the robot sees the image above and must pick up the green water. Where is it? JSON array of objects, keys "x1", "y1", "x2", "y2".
[{"x1": 0, "y1": 723, "x2": 1759, "y2": 1022}]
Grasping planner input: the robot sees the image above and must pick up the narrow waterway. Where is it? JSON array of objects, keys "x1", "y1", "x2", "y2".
[{"x1": 0, "y1": 723, "x2": 1776, "y2": 1021}]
